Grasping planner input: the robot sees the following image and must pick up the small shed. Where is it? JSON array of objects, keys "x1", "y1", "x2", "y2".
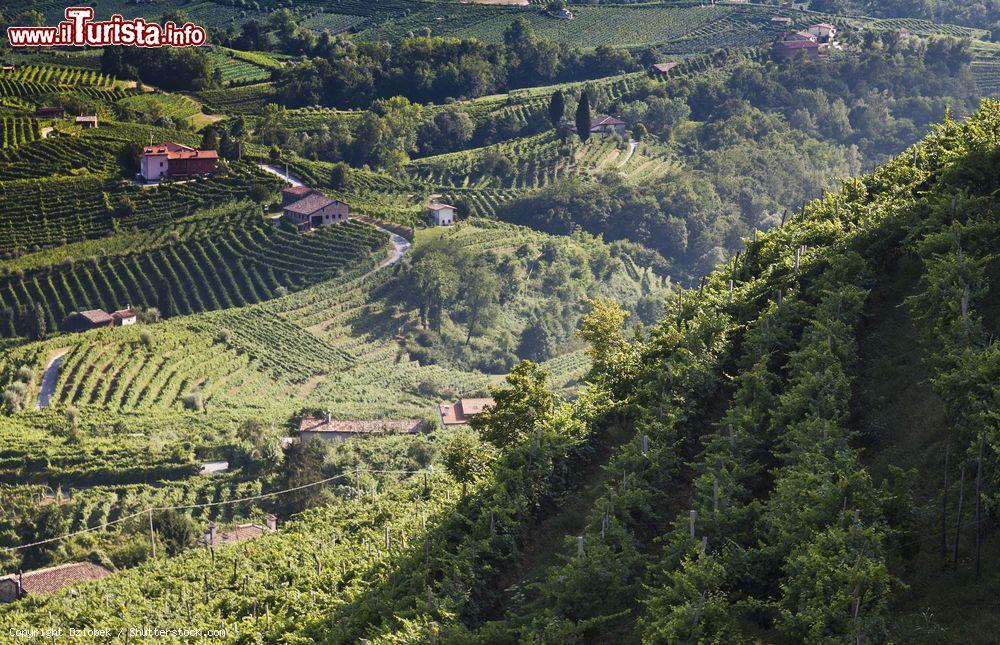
[
  {"x1": 64, "y1": 309, "x2": 114, "y2": 332},
  {"x1": 651, "y1": 62, "x2": 679, "y2": 75},
  {"x1": 112, "y1": 307, "x2": 139, "y2": 326},
  {"x1": 438, "y1": 397, "x2": 495, "y2": 426},
  {"x1": 75, "y1": 115, "x2": 98, "y2": 128},
  {"x1": 202, "y1": 515, "x2": 277, "y2": 547},
  {"x1": 34, "y1": 106, "x2": 64, "y2": 119},
  {"x1": 428, "y1": 202, "x2": 457, "y2": 226}
]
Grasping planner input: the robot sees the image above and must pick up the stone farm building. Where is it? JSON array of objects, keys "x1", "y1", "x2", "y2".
[
  {"x1": 297, "y1": 415, "x2": 423, "y2": 445},
  {"x1": 0, "y1": 562, "x2": 112, "y2": 603},
  {"x1": 774, "y1": 23, "x2": 840, "y2": 60},
  {"x1": 428, "y1": 202, "x2": 457, "y2": 226},
  {"x1": 438, "y1": 398, "x2": 495, "y2": 426},
  {"x1": 64, "y1": 307, "x2": 139, "y2": 332},
  {"x1": 75, "y1": 115, "x2": 98, "y2": 128},
  {"x1": 282, "y1": 187, "x2": 349, "y2": 232},
  {"x1": 140, "y1": 141, "x2": 218, "y2": 182}
]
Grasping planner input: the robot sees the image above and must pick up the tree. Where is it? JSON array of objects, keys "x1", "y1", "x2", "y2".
[
  {"x1": 575, "y1": 91, "x2": 592, "y2": 143},
  {"x1": 471, "y1": 361, "x2": 556, "y2": 450},
  {"x1": 115, "y1": 196, "x2": 136, "y2": 219},
  {"x1": 154, "y1": 510, "x2": 197, "y2": 557},
  {"x1": 201, "y1": 126, "x2": 220, "y2": 151},
  {"x1": 549, "y1": 89, "x2": 566, "y2": 128},
  {"x1": 29, "y1": 303, "x2": 46, "y2": 341},
  {"x1": 330, "y1": 162, "x2": 351, "y2": 191},
  {"x1": 442, "y1": 428, "x2": 495, "y2": 497},
  {"x1": 18, "y1": 505, "x2": 67, "y2": 568},
  {"x1": 578, "y1": 297, "x2": 638, "y2": 385},
  {"x1": 459, "y1": 265, "x2": 500, "y2": 344},
  {"x1": 277, "y1": 440, "x2": 329, "y2": 519},
  {"x1": 118, "y1": 141, "x2": 143, "y2": 177}
]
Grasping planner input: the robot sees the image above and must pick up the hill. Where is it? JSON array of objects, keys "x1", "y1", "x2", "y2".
[{"x1": 2, "y1": 95, "x2": 995, "y2": 642}]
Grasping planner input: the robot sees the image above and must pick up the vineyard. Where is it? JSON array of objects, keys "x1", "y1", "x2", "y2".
[
  {"x1": 0, "y1": 208, "x2": 389, "y2": 337},
  {"x1": 0, "y1": 167, "x2": 279, "y2": 254},
  {"x1": 0, "y1": 117, "x2": 41, "y2": 150}
]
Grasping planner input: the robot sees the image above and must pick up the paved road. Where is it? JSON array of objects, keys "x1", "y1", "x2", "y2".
[
  {"x1": 37, "y1": 349, "x2": 69, "y2": 409},
  {"x1": 258, "y1": 164, "x2": 411, "y2": 267}
]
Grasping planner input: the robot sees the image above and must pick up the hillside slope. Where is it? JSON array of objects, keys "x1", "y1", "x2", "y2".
[{"x1": 2, "y1": 99, "x2": 995, "y2": 642}]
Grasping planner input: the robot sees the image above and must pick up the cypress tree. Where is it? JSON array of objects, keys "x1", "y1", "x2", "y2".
[
  {"x1": 575, "y1": 92, "x2": 591, "y2": 143},
  {"x1": 549, "y1": 89, "x2": 565, "y2": 128}
]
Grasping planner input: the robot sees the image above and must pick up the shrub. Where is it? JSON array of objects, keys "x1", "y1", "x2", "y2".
[{"x1": 181, "y1": 391, "x2": 204, "y2": 411}]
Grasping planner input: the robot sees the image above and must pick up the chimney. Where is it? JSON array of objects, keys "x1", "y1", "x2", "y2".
[
  {"x1": 205, "y1": 524, "x2": 217, "y2": 546},
  {"x1": 264, "y1": 514, "x2": 277, "y2": 532}
]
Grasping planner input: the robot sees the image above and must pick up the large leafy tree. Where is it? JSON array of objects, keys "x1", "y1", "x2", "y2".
[{"x1": 471, "y1": 361, "x2": 556, "y2": 450}]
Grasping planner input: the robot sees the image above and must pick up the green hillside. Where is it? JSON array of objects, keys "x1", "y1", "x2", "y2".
[{"x1": 2, "y1": 95, "x2": 996, "y2": 643}]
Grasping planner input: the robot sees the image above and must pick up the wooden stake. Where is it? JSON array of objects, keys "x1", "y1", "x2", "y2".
[
  {"x1": 689, "y1": 510, "x2": 697, "y2": 540},
  {"x1": 577, "y1": 536, "x2": 585, "y2": 566}
]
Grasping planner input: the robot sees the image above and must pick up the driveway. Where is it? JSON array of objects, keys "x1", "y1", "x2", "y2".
[{"x1": 37, "y1": 349, "x2": 69, "y2": 409}]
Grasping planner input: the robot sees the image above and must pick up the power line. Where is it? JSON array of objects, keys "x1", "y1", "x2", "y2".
[{"x1": 2, "y1": 468, "x2": 431, "y2": 554}]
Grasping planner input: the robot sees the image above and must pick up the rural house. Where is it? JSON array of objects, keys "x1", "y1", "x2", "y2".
[
  {"x1": 589, "y1": 115, "x2": 627, "y2": 135},
  {"x1": 34, "y1": 106, "x2": 64, "y2": 119},
  {"x1": 281, "y1": 185, "x2": 315, "y2": 207},
  {"x1": 298, "y1": 415, "x2": 423, "y2": 445},
  {"x1": 428, "y1": 202, "x2": 457, "y2": 226},
  {"x1": 112, "y1": 307, "x2": 139, "y2": 326},
  {"x1": 140, "y1": 141, "x2": 218, "y2": 182},
  {"x1": 64, "y1": 309, "x2": 114, "y2": 332},
  {"x1": 282, "y1": 190, "x2": 349, "y2": 232},
  {"x1": 0, "y1": 562, "x2": 112, "y2": 603},
  {"x1": 808, "y1": 23, "x2": 837, "y2": 43},
  {"x1": 651, "y1": 62, "x2": 678, "y2": 75},
  {"x1": 773, "y1": 31, "x2": 821, "y2": 60},
  {"x1": 75, "y1": 115, "x2": 98, "y2": 128},
  {"x1": 202, "y1": 515, "x2": 277, "y2": 547},
  {"x1": 438, "y1": 397, "x2": 494, "y2": 426}
]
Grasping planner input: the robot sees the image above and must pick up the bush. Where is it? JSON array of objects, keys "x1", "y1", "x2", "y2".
[
  {"x1": 139, "y1": 330, "x2": 153, "y2": 349},
  {"x1": 14, "y1": 366, "x2": 35, "y2": 383},
  {"x1": 181, "y1": 391, "x2": 204, "y2": 411}
]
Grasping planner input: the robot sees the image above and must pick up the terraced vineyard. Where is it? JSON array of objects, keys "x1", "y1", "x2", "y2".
[
  {"x1": 1, "y1": 65, "x2": 114, "y2": 87},
  {"x1": 0, "y1": 167, "x2": 280, "y2": 253},
  {"x1": 0, "y1": 210, "x2": 388, "y2": 337},
  {"x1": 972, "y1": 60, "x2": 1000, "y2": 97},
  {"x1": 195, "y1": 82, "x2": 278, "y2": 114}
]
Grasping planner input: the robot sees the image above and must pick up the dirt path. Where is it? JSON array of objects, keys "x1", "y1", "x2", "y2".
[
  {"x1": 36, "y1": 348, "x2": 70, "y2": 409},
  {"x1": 258, "y1": 164, "x2": 411, "y2": 268},
  {"x1": 618, "y1": 139, "x2": 639, "y2": 168}
]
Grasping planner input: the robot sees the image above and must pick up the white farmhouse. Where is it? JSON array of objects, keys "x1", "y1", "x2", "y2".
[{"x1": 428, "y1": 202, "x2": 457, "y2": 226}]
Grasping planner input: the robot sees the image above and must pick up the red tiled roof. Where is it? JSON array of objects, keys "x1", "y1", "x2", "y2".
[
  {"x1": 428, "y1": 203, "x2": 456, "y2": 211},
  {"x1": 78, "y1": 309, "x2": 113, "y2": 325},
  {"x1": 112, "y1": 308, "x2": 138, "y2": 320},
  {"x1": 75, "y1": 115, "x2": 97, "y2": 123},
  {"x1": 439, "y1": 398, "x2": 494, "y2": 425},
  {"x1": 142, "y1": 141, "x2": 218, "y2": 160},
  {"x1": 298, "y1": 417, "x2": 423, "y2": 435},
  {"x1": 811, "y1": 22, "x2": 836, "y2": 29},
  {"x1": 210, "y1": 524, "x2": 267, "y2": 546},
  {"x1": 284, "y1": 193, "x2": 338, "y2": 215},
  {"x1": 652, "y1": 62, "x2": 678, "y2": 73},
  {"x1": 0, "y1": 562, "x2": 112, "y2": 596},
  {"x1": 283, "y1": 186, "x2": 314, "y2": 197},
  {"x1": 591, "y1": 114, "x2": 625, "y2": 127}
]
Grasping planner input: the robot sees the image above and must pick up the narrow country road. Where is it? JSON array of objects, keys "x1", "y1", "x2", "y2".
[
  {"x1": 258, "y1": 164, "x2": 411, "y2": 267},
  {"x1": 37, "y1": 349, "x2": 69, "y2": 409},
  {"x1": 618, "y1": 139, "x2": 639, "y2": 168}
]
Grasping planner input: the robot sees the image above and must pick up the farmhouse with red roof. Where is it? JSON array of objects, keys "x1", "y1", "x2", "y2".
[
  {"x1": 282, "y1": 189, "x2": 349, "y2": 232},
  {"x1": 438, "y1": 398, "x2": 494, "y2": 426},
  {"x1": 140, "y1": 141, "x2": 218, "y2": 182}
]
